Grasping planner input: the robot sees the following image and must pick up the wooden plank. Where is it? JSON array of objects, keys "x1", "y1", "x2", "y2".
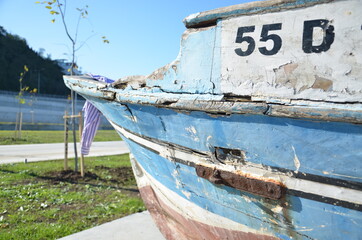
[
  {"x1": 64, "y1": 111, "x2": 69, "y2": 170},
  {"x1": 79, "y1": 111, "x2": 85, "y2": 177},
  {"x1": 183, "y1": 0, "x2": 333, "y2": 28}
]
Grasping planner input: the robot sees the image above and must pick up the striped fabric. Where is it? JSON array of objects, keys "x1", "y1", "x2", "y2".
[{"x1": 80, "y1": 74, "x2": 114, "y2": 155}]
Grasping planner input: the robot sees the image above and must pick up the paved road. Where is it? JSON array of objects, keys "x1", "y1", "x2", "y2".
[{"x1": 0, "y1": 141, "x2": 129, "y2": 164}]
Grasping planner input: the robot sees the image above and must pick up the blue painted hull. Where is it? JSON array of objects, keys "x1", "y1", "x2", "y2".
[
  {"x1": 64, "y1": 0, "x2": 362, "y2": 238},
  {"x1": 93, "y1": 99, "x2": 362, "y2": 183},
  {"x1": 86, "y1": 95, "x2": 361, "y2": 239}
]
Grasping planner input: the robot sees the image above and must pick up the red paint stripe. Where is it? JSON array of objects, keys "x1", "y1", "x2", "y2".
[{"x1": 139, "y1": 185, "x2": 279, "y2": 240}]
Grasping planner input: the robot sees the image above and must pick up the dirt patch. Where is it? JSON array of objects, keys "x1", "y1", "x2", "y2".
[
  {"x1": 95, "y1": 166, "x2": 135, "y2": 184},
  {"x1": 29, "y1": 166, "x2": 140, "y2": 197},
  {"x1": 42, "y1": 166, "x2": 136, "y2": 186},
  {"x1": 52, "y1": 170, "x2": 100, "y2": 182}
]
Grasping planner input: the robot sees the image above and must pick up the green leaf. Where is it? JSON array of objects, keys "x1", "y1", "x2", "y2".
[
  {"x1": 50, "y1": 10, "x2": 59, "y2": 15},
  {"x1": 45, "y1": 6, "x2": 52, "y2": 9},
  {"x1": 24, "y1": 65, "x2": 29, "y2": 72},
  {"x1": 102, "y1": 36, "x2": 110, "y2": 44},
  {"x1": 51, "y1": 19, "x2": 55, "y2": 23}
]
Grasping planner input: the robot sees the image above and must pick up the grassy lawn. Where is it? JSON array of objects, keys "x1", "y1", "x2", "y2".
[
  {"x1": 0, "y1": 130, "x2": 121, "y2": 145},
  {"x1": 0, "y1": 154, "x2": 145, "y2": 240}
]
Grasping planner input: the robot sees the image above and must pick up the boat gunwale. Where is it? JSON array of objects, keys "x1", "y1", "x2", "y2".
[
  {"x1": 183, "y1": 0, "x2": 334, "y2": 28},
  {"x1": 64, "y1": 75, "x2": 362, "y2": 124}
]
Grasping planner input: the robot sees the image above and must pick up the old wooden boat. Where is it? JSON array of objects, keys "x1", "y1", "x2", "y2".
[{"x1": 64, "y1": 0, "x2": 362, "y2": 239}]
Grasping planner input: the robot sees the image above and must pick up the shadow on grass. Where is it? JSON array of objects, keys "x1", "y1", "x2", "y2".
[{"x1": 0, "y1": 168, "x2": 140, "y2": 194}]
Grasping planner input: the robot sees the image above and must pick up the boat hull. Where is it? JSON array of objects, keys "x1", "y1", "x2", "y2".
[
  {"x1": 63, "y1": 0, "x2": 362, "y2": 238},
  {"x1": 133, "y1": 159, "x2": 279, "y2": 240},
  {"x1": 84, "y1": 95, "x2": 361, "y2": 240}
]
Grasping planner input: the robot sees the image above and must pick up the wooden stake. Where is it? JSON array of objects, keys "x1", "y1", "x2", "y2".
[
  {"x1": 14, "y1": 112, "x2": 19, "y2": 139},
  {"x1": 64, "y1": 111, "x2": 69, "y2": 170},
  {"x1": 79, "y1": 111, "x2": 83, "y2": 143},
  {"x1": 79, "y1": 111, "x2": 85, "y2": 177},
  {"x1": 19, "y1": 112, "x2": 23, "y2": 139},
  {"x1": 80, "y1": 154, "x2": 85, "y2": 177}
]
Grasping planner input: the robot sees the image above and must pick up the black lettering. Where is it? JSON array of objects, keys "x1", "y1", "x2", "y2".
[
  {"x1": 258, "y1": 23, "x2": 282, "y2": 55},
  {"x1": 303, "y1": 19, "x2": 335, "y2": 53},
  {"x1": 234, "y1": 26, "x2": 256, "y2": 56}
]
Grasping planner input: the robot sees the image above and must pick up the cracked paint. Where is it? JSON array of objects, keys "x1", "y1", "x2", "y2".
[
  {"x1": 220, "y1": 0, "x2": 362, "y2": 103},
  {"x1": 64, "y1": 1, "x2": 362, "y2": 239},
  {"x1": 292, "y1": 146, "x2": 301, "y2": 173}
]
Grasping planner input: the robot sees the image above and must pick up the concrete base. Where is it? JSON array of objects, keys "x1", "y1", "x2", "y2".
[{"x1": 58, "y1": 211, "x2": 166, "y2": 240}]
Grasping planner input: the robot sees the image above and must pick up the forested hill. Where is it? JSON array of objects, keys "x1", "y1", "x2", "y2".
[{"x1": 0, "y1": 26, "x2": 69, "y2": 95}]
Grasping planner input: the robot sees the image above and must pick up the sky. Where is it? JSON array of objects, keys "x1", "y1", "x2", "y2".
[{"x1": 0, "y1": 0, "x2": 253, "y2": 80}]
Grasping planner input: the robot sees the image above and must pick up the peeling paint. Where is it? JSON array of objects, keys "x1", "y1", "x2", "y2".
[
  {"x1": 182, "y1": 190, "x2": 192, "y2": 199},
  {"x1": 183, "y1": 0, "x2": 333, "y2": 28},
  {"x1": 220, "y1": 0, "x2": 362, "y2": 103},
  {"x1": 297, "y1": 227, "x2": 314, "y2": 232},
  {"x1": 292, "y1": 146, "x2": 301, "y2": 173},
  {"x1": 186, "y1": 126, "x2": 197, "y2": 135},
  {"x1": 312, "y1": 76, "x2": 333, "y2": 91},
  {"x1": 172, "y1": 169, "x2": 179, "y2": 178},
  {"x1": 146, "y1": 60, "x2": 179, "y2": 81},
  {"x1": 64, "y1": 1, "x2": 362, "y2": 239},
  {"x1": 112, "y1": 75, "x2": 146, "y2": 90},
  {"x1": 271, "y1": 205, "x2": 283, "y2": 214},
  {"x1": 175, "y1": 179, "x2": 182, "y2": 189},
  {"x1": 186, "y1": 126, "x2": 200, "y2": 142}
]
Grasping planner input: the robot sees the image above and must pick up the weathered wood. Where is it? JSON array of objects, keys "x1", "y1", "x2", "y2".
[
  {"x1": 65, "y1": 76, "x2": 362, "y2": 123},
  {"x1": 14, "y1": 112, "x2": 23, "y2": 139},
  {"x1": 79, "y1": 111, "x2": 84, "y2": 177},
  {"x1": 219, "y1": 0, "x2": 362, "y2": 103},
  {"x1": 64, "y1": 111, "x2": 69, "y2": 170},
  {"x1": 80, "y1": 154, "x2": 85, "y2": 177},
  {"x1": 63, "y1": 1, "x2": 362, "y2": 239},
  {"x1": 63, "y1": 114, "x2": 81, "y2": 119},
  {"x1": 14, "y1": 112, "x2": 19, "y2": 139},
  {"x1": 18, "y1": 112, "x2": 22, "y2": 139},
  {"x1": 183, "y1": 0, "x2": 333, "y2": 28}
]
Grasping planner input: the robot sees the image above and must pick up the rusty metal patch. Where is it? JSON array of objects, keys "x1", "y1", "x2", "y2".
[{"x1": 195, "y1": 165, "x2": 284, "y2": 200}]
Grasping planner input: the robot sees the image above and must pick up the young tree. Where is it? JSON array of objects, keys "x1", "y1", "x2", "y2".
[
  {"x1": 15, "y1": 65, "x2": 37, "y2": 139},
  {"x1": 37, "y1": 0, "x2": 109, "y2": 172}
]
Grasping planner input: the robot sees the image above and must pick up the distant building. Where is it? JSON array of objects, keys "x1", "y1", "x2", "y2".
[
  {"x1": 56, "y1": 59, "x2": 82, "y2": 75},
  {"x1": 38, "y1": 48, "x2": 45, "y2": 58}
]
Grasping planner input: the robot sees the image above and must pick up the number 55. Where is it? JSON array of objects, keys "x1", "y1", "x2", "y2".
[{"x1": 235, "y1": 23, "x2": 282, "y2": 56}]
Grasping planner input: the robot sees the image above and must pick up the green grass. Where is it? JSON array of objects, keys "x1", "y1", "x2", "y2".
[
  {"x1": 0, "y1": 154, "x2": 145, "y2": 240},
  {"x1": 0, "y1": 130, "x2": 121, "y2": 145}
]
